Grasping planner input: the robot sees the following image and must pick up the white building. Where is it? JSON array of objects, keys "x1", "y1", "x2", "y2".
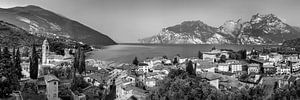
[
  {"x1": 259, "y1": 54, "x2": 269, "y2": 60},
  {"x1": 21, "y1": 62, "x2": 30, "y2": 78},
  {"x1": 137, "y1": 63, "x2": 150, "y2": 73},
  {"x1": 276, "y1": 67, "x2": 291, "y2": 75},
  {"x1": 230, "y1": 63, "x2": 243, "y2": 73},
  {"x1": 248, "y1": 64, "x2": 260, "y2": 74},
  {"x1": 143, "y1": 61, "x2": 154, "y2": 69},
  {"x1": 286, "y1": 54, "x2": 300, "y2": 62},
  {"x1": 209, "y1": 79, "x2": 219, "y2": 89},
  {"x1": 145, "y1": 78, "x2": 156, "y2": 87},
  {"x1": 268, "y1": 53, "x2": 283, "y2": 63},
  {"x1": 292, "y1": 62, "x2": 300, "y2": 72},
  {"x1": 203, "y1": 52, "x2": 218, "y2": 62},
  {"x1": 195, "y1": 62, "x2": 217, "y2": 73},
  {"x1": 179, "y1": 58, "x2": 187, "y2": 64},
  {"x1": 44, "y1": 75, "x2": 60, "y2": 100},
  {"x1": 218, "y1": 63, "x2": 230, "y2": 72}
]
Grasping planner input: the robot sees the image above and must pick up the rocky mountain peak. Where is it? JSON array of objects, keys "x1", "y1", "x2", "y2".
[
  {"x1": 140, "y1": 13, "x2": 300, "y2": 45},
  {"x1": 219, "y1": 19, "x2": 243, "y2": 37},
  {"x1": 165, "y1": 20, "x2": 217, "y2": 34},
  {"x1": 250, "y1": 13, "x2": 282, "y2": 25}
]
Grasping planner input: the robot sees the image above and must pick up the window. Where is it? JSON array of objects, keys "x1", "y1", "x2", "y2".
[{"x1": 54, "y1": 82, "x2": 56, "y2": 85}]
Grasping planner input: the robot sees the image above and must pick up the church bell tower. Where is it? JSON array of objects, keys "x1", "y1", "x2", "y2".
[{"x1": 42, "y1": 39, "x2": 49, "y2": 65}]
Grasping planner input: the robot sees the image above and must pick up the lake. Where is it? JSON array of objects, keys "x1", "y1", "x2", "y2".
[{"x1": 87, "y1": 44, "x2": 280, "y2": 63}]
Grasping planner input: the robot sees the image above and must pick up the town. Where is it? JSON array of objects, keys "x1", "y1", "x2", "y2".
[{"x1": 1, "y1": 38, "x2": 300, "y2": 100}]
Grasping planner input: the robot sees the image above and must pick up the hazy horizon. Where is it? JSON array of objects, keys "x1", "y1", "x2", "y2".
[{"x1": 1, "y1": 0, "x2": 300, "y2": 43}]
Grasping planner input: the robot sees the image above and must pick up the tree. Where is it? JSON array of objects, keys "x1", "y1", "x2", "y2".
[
  {"x1": 0, "y1": 47, "x2": 20, "y2": 98},
  {"x1": 66, "y1": 67, "x2": 72, "y2": 79},
  {"x1": 198, "y1": 51, "x2": 203, "y2": 59},
  {"x1": 219, "y1": 55, "x2": 227, "y2": 63},
  {"x1": 2, "y1": 47, "x2": 12, "y2": 67},
  {"x1": 135, "y1": 80, "x2": 146, "y2": 90},
  {"x1": 49, "y1": 41, "x2": 66, "y2": 55},
  {"x1": 163, "y1": 55, "x2": 168, "y2": 59},
  {"x1": 71, "y1": 76, "x2": 90, "y2": 92},
  {"x1": 0, "y1": 72, "x2": 20, "y2": 98},
  {"x1": 78, "y1": 50, "x2": 86, "y2": 74},
  {"x1": 0, "y1": 47, "x2": 2, "y2": 59},
  {"x1": 212, "y1": 46, "x2": 216, "y2": 50},
  {"x1": 72, "y1": 45, "x2": 81, "y2": 92},
  {"x1": 74, "y1": 46, "x2": 81, "y2": 70},
  {"x1": 22, "y1": 47, "x2": 30, "y2": 57},
  {"x1": 104, "y1": 81, "x2": 117, "y2": 100},
  {"x1": 186, "y1": 60, "x2": 195, "y2": 75},
  {"x1": 12, "y1": 47, "x2": 16, "y2": 60},
  {"x1": 14, "y1": 48, "x2": 23, "y2": 79},
  {"x1": 30, "y1": 45, "x2": 39, "y2": 79},
  {"x1": 132, "y1": 57, "x2": 139, "y2": 66},
  {"x1": 238, "y1": 49, "x2": 247, "y2": 59},
  {"x1": 173, "y1": 57, "x2": 178, "y2": 65}
]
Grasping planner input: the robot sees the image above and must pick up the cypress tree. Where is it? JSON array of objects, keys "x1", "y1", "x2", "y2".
[
  {"x1": 219, "y1": 55, "x2": 227, "y2": 63},
  {"x1": 239, "y1": 49, "x2": 247, "y2": 59},
  {"x1": 15, "y1": 48, "x2": 23, "y2": 79},
  {"x1": 173, "y1": 57, "x2": 178, "y2": 65},
  {"x1": 72, "y1": 45, "x2": 80, "y2": 86},
  {"x1": 198, "y1": 51, "x2": 203, "y2": 59},
  {"x1": 74, "y1": 46, "x2": 81, "y2": 70},
  {"x1": 12, "y1": 47, "x2": 16, "y2": 59},
  {"x1": 78, "y1": 50, "x2": 86, "y2": 74},
  {"x1": 212, "y1": 46, "x2": 216, "y2": 50},
  {"x1": 81, "y1": 51, "x2": 86, "y2": 74},
  {"x1": 186, "y1": 60, "x2": 194, "y2": 75},
  {"x1": 0, "y1": 47, "x2": 2, "y2": 59},
  {"x1": 30, "y1": 45, "x2": 39, "y2": 79},
  {"x1": 2, "y1": 47, "x2": 12, "y2": 67},
  {"x1": 12, "y1": 47, "x2": 16, "y2": 67},
  {"x1": 132, "y1": 57, "x2": 139, "y2": 66}
]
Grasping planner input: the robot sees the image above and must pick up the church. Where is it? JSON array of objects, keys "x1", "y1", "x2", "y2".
[{"x1": 39, "y1": 39, "x2": 74, "y2": 76}]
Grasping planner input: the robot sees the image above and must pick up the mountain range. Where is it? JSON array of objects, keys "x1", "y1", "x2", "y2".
[
  {"x1": 0, "y1": 5, "x2": 116, "y2": 47},
  {"x1": 139, "y1": 13, "x2": 300, "y2": 45}
]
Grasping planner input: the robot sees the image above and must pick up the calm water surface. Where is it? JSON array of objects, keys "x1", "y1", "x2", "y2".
[{"x1": 87, "y1": 44, "x2": 280, "y2": 63}]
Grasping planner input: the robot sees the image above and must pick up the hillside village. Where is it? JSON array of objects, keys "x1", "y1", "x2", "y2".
[
  {"x1": 1, "y1": 2, "x2": 300, "y2": 100},
  {"x1": 1, "y1": 37, "x2": 300, "y2": 100}
]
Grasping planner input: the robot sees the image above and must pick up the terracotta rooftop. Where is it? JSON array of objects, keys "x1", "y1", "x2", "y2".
[
  {"x1": 87, "y1": 71, "x2": 110, "y2": 83},
  {"x1": 44, "y1": 74, "x2": 59, "y2": 82},
  {"x1": 138, "y1": 63, "x2": 148, "y2": 66}
]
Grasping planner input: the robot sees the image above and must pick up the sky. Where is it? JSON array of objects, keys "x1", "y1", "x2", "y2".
[{"x1": 0, "y1": 0, "x2": 300, "y2": 43}]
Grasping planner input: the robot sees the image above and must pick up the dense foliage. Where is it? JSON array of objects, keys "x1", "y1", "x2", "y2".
[
  {"x1": 70, "y1": 76, "x2": 90, "y2": 92},
  {"x1": 147, "y1": 69, "x2": 225, "y2": 100},
  {"x1": 147, "y1": 69, "x2": 273, "y2": 100},
  {"x1": 0, "y1": 47, "x2": 21, "y2": 98},
  {"x1": 271, "y1": 82, "x2": 300, "y2": 100}
]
